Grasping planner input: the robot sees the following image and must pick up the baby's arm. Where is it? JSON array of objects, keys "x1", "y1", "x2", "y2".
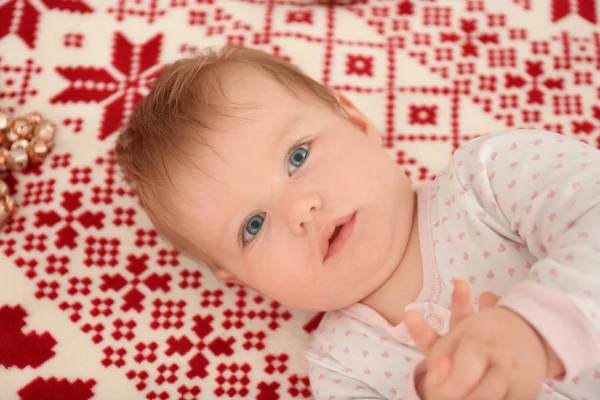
[
  {"x1": 405, "y1": 282, "x2": 505, "y2": 400},
  {"x1": 452, "y1": 129, "x2": 600, "y2": 380},
  {"x1": 307, "y1": 362, "x2": 384, "y2": 399},
  {"x1": 306, "y1": 331, "x2": 387, "y2": 400},
  {"x1": 307, "y1": 350, "x2": 427, "y2": 400},
  {"x1": 306, "y1": 311, "x2": 421, "y2": 399}
]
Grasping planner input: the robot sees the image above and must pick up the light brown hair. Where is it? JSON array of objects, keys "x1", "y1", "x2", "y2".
[{"x1": 115, "y1": 45, "x2": 342, "y2": 258}]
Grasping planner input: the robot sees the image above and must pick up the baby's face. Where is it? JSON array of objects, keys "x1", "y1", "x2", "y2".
[{"x1": 171, "y1": 68, "x2": 415, "y2": 311}]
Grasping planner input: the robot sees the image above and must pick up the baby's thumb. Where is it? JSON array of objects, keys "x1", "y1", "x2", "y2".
[
  {"x1": 479, "y1": 291, "x2": 499, "y2": 310},
  {"x1": 404, "y1": 311, "x2": 439, "y2": 355}
]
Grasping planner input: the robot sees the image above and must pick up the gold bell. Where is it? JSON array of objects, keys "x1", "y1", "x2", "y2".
[
  {"x1": 2, "y1": 194, "x2": 18, "y2": 217},
  {"x1": 10, "y1": 118, "x2": 34, "y2": 140},
  {"x1": 0, "y1": 110, "x2": 58, "y2": 229},
  {"x1": 0, "y1": 202, "x2": 9, "y2": 227},
  {"x1": 0, "y1": 193, "x2": 18, "y2": 227},
  {"x1": 35, "y1": 120, "x2": 56, "y2": 147},
  {"x1": 7, "y1": 147, "x2": 29, "y2": 171},
  {"x1": 0, "y1": 108, "x2": 10, "y2": 131},
  {"x1": 11, "y1": 138, "x2": 29, "y2": 151},
  {"x1": 4, "y1": 128, "x2": 19, "y2": 143},
  {"x1": 27, "y1": 137, "x2": 50, "y2": 163},
  {"x1": 0, "y1": 149, "x2": 9, "y2": 172},
  {"x1": 24, "y1": 112, "x2": 43, "y2": 124}
]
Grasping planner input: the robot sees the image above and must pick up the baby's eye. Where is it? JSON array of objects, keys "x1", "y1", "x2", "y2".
[
  {"x1": 242, "y1": 213, "x2": 265, "y2": 243},
  {"x1": 288, "y1": 143, "x2": 309, "y2": 175}
]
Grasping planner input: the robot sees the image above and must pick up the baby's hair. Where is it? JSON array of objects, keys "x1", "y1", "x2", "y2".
[{"x1": 115, "y1": 45, "x2": 341, "y2": 258}]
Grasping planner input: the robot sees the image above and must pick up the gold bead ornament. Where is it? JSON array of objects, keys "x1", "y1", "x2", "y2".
[{"x1": 0, "y1": 108, "x2": 57, "y2": 228}]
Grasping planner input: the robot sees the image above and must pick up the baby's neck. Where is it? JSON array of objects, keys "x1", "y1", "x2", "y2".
[{"x1": 360, "y1": 202, "x2": 423, "y2": 326}]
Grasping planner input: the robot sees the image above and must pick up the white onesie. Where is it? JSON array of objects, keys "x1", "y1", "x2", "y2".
[{"x1": 306, "y1": 130, "x2": 600, "y2": 399}]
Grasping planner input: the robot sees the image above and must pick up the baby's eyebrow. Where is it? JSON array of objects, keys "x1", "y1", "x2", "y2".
[{"x1": 276, "y1": 115, "x2": 304, "y2": 142}]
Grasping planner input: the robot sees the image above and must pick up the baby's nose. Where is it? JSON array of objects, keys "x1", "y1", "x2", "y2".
[{"x1": 284, "y1": 190, "x2": 322, "y2": 233}]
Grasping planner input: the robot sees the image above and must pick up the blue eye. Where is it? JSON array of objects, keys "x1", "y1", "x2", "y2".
[
  {"x1": 242, "y1": 213, "x2": 265, "y2": 243},
  {"x1": 288, "y1": 143, "x2": 309, "y2": 175}
]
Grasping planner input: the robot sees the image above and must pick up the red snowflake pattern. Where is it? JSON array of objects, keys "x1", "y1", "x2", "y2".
[
  {"x1": 0, "y1": 0, "x2": 93, "y2": 48},
  {"x1": 51, "y1": 33, "x2": 164, "y2": 140},
  {"x1": 1, "y1": 0, "x2": 599, "y2": 399}
]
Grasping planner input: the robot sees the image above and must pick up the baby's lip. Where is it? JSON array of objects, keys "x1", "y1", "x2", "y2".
[{"x1": 318, "y1": 212, "x2": 355, "y2": 261}]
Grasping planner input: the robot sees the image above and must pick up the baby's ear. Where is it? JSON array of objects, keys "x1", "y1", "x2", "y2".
[
  {"x1": 214, "y1": 268, "x2": 243, "y2": 285},
  {"x1": 335, "y1": 92, "x2": 382, "y2": 145}
]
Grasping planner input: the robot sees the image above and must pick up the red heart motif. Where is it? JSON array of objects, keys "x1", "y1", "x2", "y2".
[
  {"x1": 18, "y1": 377, "x2": 96, "y2": 400},
  {"x1": 0, "y1": 304, "x2": 56, "y2": 369}
]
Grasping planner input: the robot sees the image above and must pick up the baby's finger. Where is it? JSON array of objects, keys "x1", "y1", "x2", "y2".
[
  {"x1": 404, "y1": 311, "x2": 439, "y2": 355},
  {"x1": 420, "y1": 356, "x2": 452, "y2": 400},
  {"x1": 479, "y1": 291, "x2": 500, "y2": 310},
  {"x1": 450, "y1": 280, "x2": 474, "y2": 328},
  {"x1": 432, "y1": 339, "x2": 489, "y2": 400},
  {"x1": 464, "y1": 367, "x2": 508, "y2": 400},
  {"x1": 424, "y1": 356, "x2": 452, "y2": 388}
]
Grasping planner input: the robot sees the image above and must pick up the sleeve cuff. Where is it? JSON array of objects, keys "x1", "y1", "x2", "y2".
[{"x1": 498, "y1": 281, "x2": 600, "y2": 380}]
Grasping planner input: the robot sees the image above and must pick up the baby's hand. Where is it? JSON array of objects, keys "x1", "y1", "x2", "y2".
[
  {"x1": 406, "y1": 281, "x2": 503, "y2": 399},
  {"x1": 406, "y1": 281, "x2": 552, "y2": 400}
]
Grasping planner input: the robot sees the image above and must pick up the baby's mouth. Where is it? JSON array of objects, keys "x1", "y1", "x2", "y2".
[
  {"x1": 328, "y1": 225, "x2": 343, "y2": 245},
  {"x1": 319, "y1": 212, "x2": 357, "y2": 261}
]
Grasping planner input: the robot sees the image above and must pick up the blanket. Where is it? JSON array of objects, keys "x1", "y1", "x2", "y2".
[{"x1": 0, "y1": 0, "x2": 599, "y2": 399}]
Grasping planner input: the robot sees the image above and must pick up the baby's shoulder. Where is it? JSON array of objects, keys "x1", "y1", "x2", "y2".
[
  {"x1": 306, "y1": 309, "x2": 423, "y2": 391},
  {"x1": 451, "y1": 129, "x2": 572, "y2": 163},
  {"x1": 308, "y1": 309, "x2": 376, "y2": 352},
  {"x1": 437, "y1": 129, "x2": 580, "y2": 189},
  {"x1": 307, "y1": 309, "x2": 404, "y2": 357},
  {"x1": 309, "y1": 309, "x2": 364, "y2": 343}
]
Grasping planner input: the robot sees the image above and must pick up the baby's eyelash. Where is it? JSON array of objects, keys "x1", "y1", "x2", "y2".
[
  {"x1": 238, "y1": 221, "x2": 244, "y2": 246},
  {"x1": 285, "y1": 137, "x2": 312, "y2": 162},
  {"x1": 238, "y1": 215, "x2": 253, "y2": 247}
]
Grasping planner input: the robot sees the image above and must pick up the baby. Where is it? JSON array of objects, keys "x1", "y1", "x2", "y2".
[{"x1": 115, "y1": 46, "x2": 600, "y2": 399}]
